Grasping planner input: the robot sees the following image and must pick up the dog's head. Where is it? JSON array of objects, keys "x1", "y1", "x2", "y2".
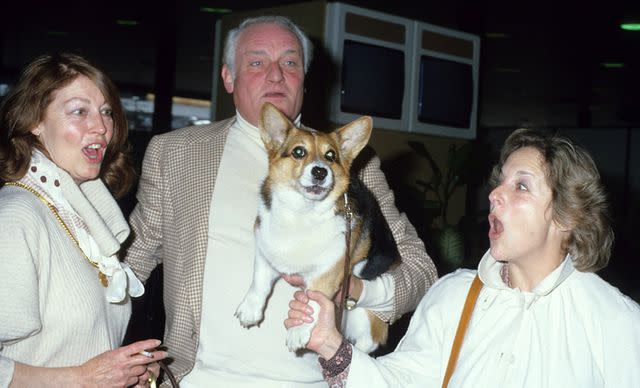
[{"x1": 258, "y1": 102, "x2": 372, "y2": 203}]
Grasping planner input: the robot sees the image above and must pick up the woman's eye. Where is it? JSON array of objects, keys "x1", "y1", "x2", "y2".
[
  {"x1": 250, "y1": 60, "x2": 262, "y2": 67},
  {"x1": 325, "y1": 150, "x2": 336, "y2": 162},
  {"x1": 292, "y1": 146, "x2": 306, "y2": 159},
  {"x1": 101, "y1": 108, "x2": 113, "y2": 117},
  {"x1": 71, "y1": 108, "x2": 87, "y2": 115},
  {"x1": 517, "y1": 182, "x2": 528, "y2": 191}
]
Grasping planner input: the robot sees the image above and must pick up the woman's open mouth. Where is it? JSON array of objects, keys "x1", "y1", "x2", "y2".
[
  {"x1": 488, "y1": 213, "x2": 503, "y2": 240},
  {"x1": 82, "y1": 143, "x2": 104, "y2": 163}
]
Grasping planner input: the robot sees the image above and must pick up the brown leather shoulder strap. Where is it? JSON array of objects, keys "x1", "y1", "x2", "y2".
[{"x1": 442, "y1": 274, "x2": 483, "y2": 388}]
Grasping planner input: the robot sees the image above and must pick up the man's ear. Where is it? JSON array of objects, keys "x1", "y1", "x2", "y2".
[{"x1": 221, "y1": 65, "x2": 234, "y2": 94}]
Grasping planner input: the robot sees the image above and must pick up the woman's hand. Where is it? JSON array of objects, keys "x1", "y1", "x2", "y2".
[
  {"x1": 10, "y1": 339, "x2": 166, "y2": 387},
  {"x1": 76, "y1": 339, "x2": 167, "y2": 387},
  {"x1": 285, "y1": 290, "x2": 344, "y2": 359},
  {"x1": 132, "y1": 361, "x2": 161, "y2": 387}
]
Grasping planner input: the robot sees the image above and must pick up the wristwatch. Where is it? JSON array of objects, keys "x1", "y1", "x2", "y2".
[{"x1": 345, "y1": 295, "x2": 358, "y2": 310}]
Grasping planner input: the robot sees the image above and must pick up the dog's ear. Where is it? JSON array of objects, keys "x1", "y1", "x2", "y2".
[
  {"x1": 259, "y1": 102, "x2": 292, "y2": 150},
  {"x1": 335, "y1": 116, "x2": 373, "y2": 162}
]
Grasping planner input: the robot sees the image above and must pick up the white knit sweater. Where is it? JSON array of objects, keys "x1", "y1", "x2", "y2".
[{"x1": 0, "y1": 155, "x2": 134, "y2": 388}]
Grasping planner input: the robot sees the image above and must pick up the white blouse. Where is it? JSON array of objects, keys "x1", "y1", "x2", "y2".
[{"x1": 346, "y1": 250, "x2": 640, "y2": 387}]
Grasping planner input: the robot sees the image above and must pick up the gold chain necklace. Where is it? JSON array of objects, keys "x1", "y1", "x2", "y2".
[{"x1": 5, "y1": 181, "x2": 109, "y2": 287}]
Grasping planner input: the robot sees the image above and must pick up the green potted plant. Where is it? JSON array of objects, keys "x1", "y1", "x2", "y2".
[{"x1": 406, "y1": 141, "x2": 473, "y2": 271}]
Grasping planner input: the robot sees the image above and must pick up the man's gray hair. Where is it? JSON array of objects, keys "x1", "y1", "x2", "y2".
[{"x1": 222, "y1": 15, "x2": 313, "y2": 78}]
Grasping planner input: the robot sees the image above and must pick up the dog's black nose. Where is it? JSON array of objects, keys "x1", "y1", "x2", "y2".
[{"x1": 311, "y1": 166, "x2": 328, "y2": 181}]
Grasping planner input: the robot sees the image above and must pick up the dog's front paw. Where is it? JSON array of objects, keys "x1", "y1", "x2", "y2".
[
  {"x1": 235, "y1": 297, "x2": 264, "y2": 328},
  {"x1": 286, "y1": 323, "x2": 313, "y2": 351}
]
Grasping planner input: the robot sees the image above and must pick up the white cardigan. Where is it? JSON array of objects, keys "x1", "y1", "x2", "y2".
[{"x1": 0, "y1": 155, "x2": 135, "y2": 388}]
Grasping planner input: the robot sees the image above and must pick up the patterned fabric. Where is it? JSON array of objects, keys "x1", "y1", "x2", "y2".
[
  {"x1": 354, "y1": 151, "x2": 438, "y2": 322},
  {"x1": 125, "y1": 117, "x2": 437, "y2": 384},
  {"x1": 319, "y1": 339, "x2": 353, "y2": 387}
]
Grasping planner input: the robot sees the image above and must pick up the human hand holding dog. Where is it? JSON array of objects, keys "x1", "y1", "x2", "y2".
[
  {"x1": 282, "y1": 274, "x2": 363, "y2": 308},
  {"x1": 285, "y1": 290, "x2": 344, "y2": 359}
]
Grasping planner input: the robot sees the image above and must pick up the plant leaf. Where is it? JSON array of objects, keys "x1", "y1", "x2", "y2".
[
  {"x1": 403, "y1": 186, "x2": 426, "y2": 202},
  {"x1": 408, "y1": 140, "x2": 442, "y2": 183},
  {"x1": 449, "y1": 142, "x2": 473, "y2": 185},
  {"x1": 438, "y1": 225, "x2": 464, "y2": 268},
  {"x1": 422, "y1": 199, "x2": 442, "y2": 209},
  {"x1": 414, "y1": 179, "x2": 429, "y2": 190}
]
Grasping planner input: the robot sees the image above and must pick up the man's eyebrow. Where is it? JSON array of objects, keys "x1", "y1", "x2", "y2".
[
  {"x1": 244, "y1": 49, "x2": 267, "y2": 56},
  {"x1": 243, "y1": 48, "x2": 300, "y2": 56}
]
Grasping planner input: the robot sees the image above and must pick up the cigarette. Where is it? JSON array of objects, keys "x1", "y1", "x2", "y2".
[{"x1": 139, "y1": 350, "x2": 154, "y2": 358}]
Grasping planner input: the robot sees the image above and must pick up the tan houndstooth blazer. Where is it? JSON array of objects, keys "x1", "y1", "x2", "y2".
[{"x1": 125, "y1": 117, "x2": 438, "y2": 384}]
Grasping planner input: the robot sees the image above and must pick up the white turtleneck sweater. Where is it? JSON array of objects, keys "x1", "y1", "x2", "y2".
[
  {"x1": 0, "y1": 152, "x2": 139, "y2": 388},
  {"x1": 180, "y1": 113, "x2": 395, "y2": 387}
]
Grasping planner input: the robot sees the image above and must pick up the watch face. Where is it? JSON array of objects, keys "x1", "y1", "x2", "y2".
[{"x1": 345, "y1": 297, "x2": 357, "y2": 310}]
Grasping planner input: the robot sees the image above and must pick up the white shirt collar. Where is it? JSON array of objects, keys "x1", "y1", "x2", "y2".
[
  {"x1": 234, "y1": 111, "x2": 263, "y2": 144},
  {"x1": 235, "y1": 110, "x2": 302, "y2": 131},
  {"x1": 478, "y1": 249, "x2": 575, "y2": 296}
]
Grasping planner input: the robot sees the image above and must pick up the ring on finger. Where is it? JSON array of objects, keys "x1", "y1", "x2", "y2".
[{"x1": 147, "y1": 370, "x2": 157, "y2": 388}]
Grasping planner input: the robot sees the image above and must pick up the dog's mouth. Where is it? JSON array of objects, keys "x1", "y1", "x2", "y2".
[{"x1": 304, "y1": 185, "x2": 328, "y2": 196}]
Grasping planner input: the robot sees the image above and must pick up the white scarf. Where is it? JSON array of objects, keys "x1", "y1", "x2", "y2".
[{"x1": 22, "y1": 150, "x2": 144, "y2": 302}]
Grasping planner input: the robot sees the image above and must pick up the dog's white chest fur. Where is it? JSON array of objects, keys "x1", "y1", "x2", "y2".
[
  {"x1": 235, "y1": 102, "x2": 379, "y2": 354},
  {"x1": 255, "y1": 190, "x2": 347, "y2": 277},
  {"x1": 234, "y1": 188, "x2": 348, "y2": 337}
]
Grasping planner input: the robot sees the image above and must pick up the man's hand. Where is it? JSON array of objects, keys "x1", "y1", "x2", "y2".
[
  {"x1": 333, "y1": 275, "x2": 364, "y2": 306},
  {"x1": 282, "y1": 273, "x2": 363, "y2": 307}
]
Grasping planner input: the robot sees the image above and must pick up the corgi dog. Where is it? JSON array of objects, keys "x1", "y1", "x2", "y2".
[{"x1": 235, "y1": 102, "x2": 399, "y2": 353}]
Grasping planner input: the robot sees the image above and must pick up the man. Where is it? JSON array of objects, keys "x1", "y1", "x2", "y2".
[{"x1": 125, "y1": 15, "x2": 437, "y2": 387}]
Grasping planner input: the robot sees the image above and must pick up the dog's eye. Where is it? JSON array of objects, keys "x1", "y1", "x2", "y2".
[
  {"x1": 325, "y1": 150, "x2": 336, "y2": 162},
  {"x1": 292, "y1": 146, "x2": 307, "y2": 159}
]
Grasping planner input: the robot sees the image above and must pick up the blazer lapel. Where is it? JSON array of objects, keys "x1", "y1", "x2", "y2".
[{"x1": 171, "y1": 118, "x2": 234, "y2": 328}]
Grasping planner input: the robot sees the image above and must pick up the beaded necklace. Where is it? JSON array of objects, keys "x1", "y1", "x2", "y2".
[{"x1": 500, "y1": 263, "x2": 512, "y2": 288}]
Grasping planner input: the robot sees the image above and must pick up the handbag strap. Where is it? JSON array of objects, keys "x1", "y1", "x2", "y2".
[{"x1": 442, "y1": 274, "x2": 483, "y2": 388}]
